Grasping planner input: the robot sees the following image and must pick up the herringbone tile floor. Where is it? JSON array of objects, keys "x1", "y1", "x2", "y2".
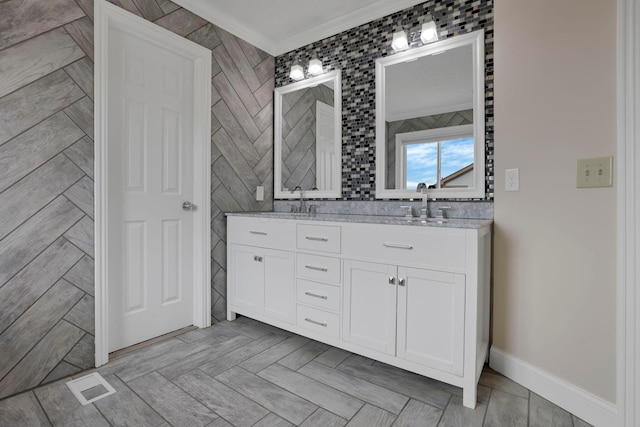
[{"x1": 0, "y1": 317, "x2": 594, "y2": 426}]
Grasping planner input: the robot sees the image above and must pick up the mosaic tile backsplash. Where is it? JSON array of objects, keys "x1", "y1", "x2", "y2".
[{"x1": 275, "y1": 0, "x2": 494, "y2": 201}]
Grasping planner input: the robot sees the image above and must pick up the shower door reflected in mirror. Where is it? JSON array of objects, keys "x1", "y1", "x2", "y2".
[
  {"x1": 375, "y1": 30, "x2": 485, "y2": 199},
  {"x1": 274, "y1": 70, "x2": 342, "y2": 199}
]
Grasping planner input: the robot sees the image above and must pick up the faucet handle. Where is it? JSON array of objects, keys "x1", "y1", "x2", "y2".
[
  {"x1": 437, "y1": 206, "x2": 452, "y2": 219},
  {"x1": 400, "y1": 205, "x2": 413, "y2": 218}
]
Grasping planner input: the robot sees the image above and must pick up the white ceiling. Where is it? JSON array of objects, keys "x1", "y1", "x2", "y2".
[
  {"x1": 171, "y1": 0, "x2": 426, "y2": 56},
  {"x1": 386, "y1": 45, "x2": 473, "y2": 122}
]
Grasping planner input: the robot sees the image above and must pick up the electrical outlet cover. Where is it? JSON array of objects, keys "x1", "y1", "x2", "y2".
[
  {"x1": 577, "y1": 156, "x2": 613, "y2": 188},
  {"x1": 505, "y1": 168, "x2": 519, "y2": 192}
]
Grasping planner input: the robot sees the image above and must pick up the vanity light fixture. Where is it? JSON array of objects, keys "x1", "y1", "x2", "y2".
[
  {"x1": 308, "y1": 57, "x2": 323, "y2": 76},
  {"x1": 420, "y1": 20, "x2": 439, "y2": 44},
  {"x1": 289, "y1": 58, "x2": 304, "y2": 81},
  {"x1": 391, "y1": 28, "x2": 409, "y2": 52}
]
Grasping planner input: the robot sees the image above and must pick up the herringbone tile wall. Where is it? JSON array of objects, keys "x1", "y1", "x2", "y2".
[
  {"x1": 0, "y1": 0, "x2": 274, "y2": 399},
  {"x1": 385, "y1": 110, "x2": 473, "y2": 188},
  {"x1": 281, "y1": 85, "x2": 334, "y2": 191}
]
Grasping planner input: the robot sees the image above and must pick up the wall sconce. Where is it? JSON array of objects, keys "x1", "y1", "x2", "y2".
[
  {"x1": 308, "y1": 57, "x2": 323, "y2": 76},
  {"x1": 420, "y1": 20, "x2": 439, "y2": 44},
  {"x1": 289, "y1": 58, "x2": 304, "y2": 81},
  {"x1": 391, "y1": 28, "x2": 409, "y2": 52},
  {"x1": 390, "y1": 16, "x2": 439, "y2": 52}
]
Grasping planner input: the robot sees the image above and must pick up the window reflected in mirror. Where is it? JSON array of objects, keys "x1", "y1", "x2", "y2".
[{"x1": 394, "y1": 124, "x2": 474, "y2": 190}]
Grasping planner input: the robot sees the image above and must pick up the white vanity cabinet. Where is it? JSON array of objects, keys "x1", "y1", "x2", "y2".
[
  {"x1": 343, "y1": 261, "x2": 465, "y2": 375},
  {"x1": 226, "y1": 214, "x2": 492, "y2": 409},
  {"x1": 227, "y1": 217, "x2": 296, "y2": 325}
]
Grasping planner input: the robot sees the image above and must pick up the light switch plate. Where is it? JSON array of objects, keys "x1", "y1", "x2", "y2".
[
  {"x1": 505, "y1": 168, "x2": 519, "y2": 192},
  {"x1": 256, "y1": 186, "x2": 264, "y2": 201},
  {"x1": 577, "y1": 156, "x2": 613, "y2": 188}
]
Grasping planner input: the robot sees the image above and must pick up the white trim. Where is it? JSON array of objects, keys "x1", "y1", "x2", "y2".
[
  {"x1": 171, "y1": 0, "x2": 426, "y2": 56},
  {"x1": 617, "y1": 0, "x2": 639, "y2": 426},
  {"x1": 375, "y1": 30, "x2": 485, "y2": 200},
  {"x1": 490, "y1": 347, "x2": 617, "y2": 427},
  {"x1": 274, "y1": 70, "x2": 342, "y2": 200},
  {"x1": 94, "y1": 0, "x2": 211, "y2": 367}
]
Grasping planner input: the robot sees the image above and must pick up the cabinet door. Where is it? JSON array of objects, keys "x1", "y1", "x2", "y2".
[
  {"x1": 343, "y1": 260, "x2": 397, "y2": 355},
  {"x1": 230, "y1": 245, "x2": 265, "y2": 313},
  {"x1": 264, "y1": 249, "x2": 295, "y2": 324},
  {"x1": 397, "y1": 267, "x2": 465, "y2": 375}
]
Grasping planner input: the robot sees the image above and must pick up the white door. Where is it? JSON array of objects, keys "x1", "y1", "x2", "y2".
[
  {"x1": 263, "y1": 248, "x2": 295, "y2": 324},
  {"x1": 343, "y1": 260, "x2": 397, "y2": 355},
  {"x1": 106, "y1": 24, "x2": 196, "y2": 352},
  {"x1": 230, "y1": 245, "x2": 264, "y2": 314},
  {"x1": 315, "y1": 101, "x2": 336, "y2": 190},
  {"x1": 397, "y1": 267, "x2": 465, "y2": 375}
]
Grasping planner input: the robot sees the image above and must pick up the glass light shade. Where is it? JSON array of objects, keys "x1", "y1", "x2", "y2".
[
  {"x1": 391, "y1": 30, "x2": 409, "y2": 52},
  {"x1": 420, "y1": 21, "x2": 439, "y2": 44},
  {"x1": 289, "y1": 63, "x2": 304, "y2": 80},
  {"x1": 308, "y1": 58, "x2": 323, "y2": 75}
]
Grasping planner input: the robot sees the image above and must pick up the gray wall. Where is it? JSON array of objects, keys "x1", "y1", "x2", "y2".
[{"x1": 0, "y1": 0, "x2": 273, "y2": 399}]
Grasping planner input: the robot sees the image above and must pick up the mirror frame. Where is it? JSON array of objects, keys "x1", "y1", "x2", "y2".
[
  {"x1": 274, "y1": 69, "x2": 342, "y2": 199},
  {"x1": 375, "y1": 29, "x2": 485, "y2": 199}
]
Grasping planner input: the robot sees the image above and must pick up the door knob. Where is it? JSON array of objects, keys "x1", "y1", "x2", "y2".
[{"x1": 182, "y1": 201, "x2": 195, "y2": 211}]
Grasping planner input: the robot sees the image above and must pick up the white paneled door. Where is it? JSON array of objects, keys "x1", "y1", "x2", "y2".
[{"x1": 105, "y1": 21, "x2": 197, "y2": 352}]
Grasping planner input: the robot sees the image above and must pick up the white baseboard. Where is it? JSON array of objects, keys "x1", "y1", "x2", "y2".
[{"x1": 489, "y1": 347, "x2": 617, "y2": 427}]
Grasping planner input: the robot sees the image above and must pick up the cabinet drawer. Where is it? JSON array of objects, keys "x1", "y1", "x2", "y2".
[
  {"x1": 296, "y1": 253, "x2": 341, "y2": 285},
  {"x1": 296, "y1": 279, "x2": 340, "y2": 312},
  {"x1": 297, "y1": 305, "x2": 340, "y2": 338},
  {"x1": 227, "y1": 216, "x2": 294, "y2": 251},
  {"x1": 297, "y1": 224, "x2": 341, "y2": 254},
  {"x1": 343, "y1": 223, "x2": 467, "y2": 271}
]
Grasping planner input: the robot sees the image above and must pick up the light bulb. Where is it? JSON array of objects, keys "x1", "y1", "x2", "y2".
[
  {"x1": 420, "y1": 21, "x2": 439, "y2": 44},
  {"x1": 391, "y1": 29, "x2": 409, "y2": 52},
  {"x1": 308, "y1": 58, "x2": 323, "y2": 75},
  {"x1": 289, "y1": 63, "x2": 304, "y2": 80}
]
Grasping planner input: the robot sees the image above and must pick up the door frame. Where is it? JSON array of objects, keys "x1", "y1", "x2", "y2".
[
  {"x1": 94, "y1": 0, "x2": 212, "y2": 366},
  {"x1": 617, "y1": 0, "x2": 639, "y2": 425}
]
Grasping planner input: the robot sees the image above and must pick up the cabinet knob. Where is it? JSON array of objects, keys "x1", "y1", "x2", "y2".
[
  {"x1": 254, "y1": 255, "x2": 263, "y2": 262},
  {"x1": 389, "y1": 277, "x2": 395, "y2": 285},
  {"x1": 399, "y1": 278, "x2": 406, "y2": 287}
]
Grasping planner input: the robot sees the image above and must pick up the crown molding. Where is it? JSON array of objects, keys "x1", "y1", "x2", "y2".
[{"x1": 171, "y1": 0, "x2": 426, "y2": 56}]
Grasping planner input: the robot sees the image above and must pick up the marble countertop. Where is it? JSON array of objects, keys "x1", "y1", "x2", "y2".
[{"x1": 226, "y1": 211, "x2": 493, "y2": 229}]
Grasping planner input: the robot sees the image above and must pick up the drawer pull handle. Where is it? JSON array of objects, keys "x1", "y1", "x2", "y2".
[
  {"x1": 304, "y1": 317, "x2": 327, "y2": 327},
  {"x1": 383, "y1": 242, "x2": 414, "y2": 250},
  {"x1": 254, "y1": 256, "x2": 263, "y2": 262},
  {"x1": 250, "y1": 231, "x2": 267, "y2": 236},
  {"x1": 305, "y1": 291, "x2": 328, "y2": 300},
  {"x1": 305, "y1": 236, "x2": 328, "y2": 242},
  {"x1": 305, "y1": 265, "x2": 328, "y2": 272}
]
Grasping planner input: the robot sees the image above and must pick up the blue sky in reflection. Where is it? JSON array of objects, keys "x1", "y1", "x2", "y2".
[{"x1": 406, "y1": 137, "x2": 474, "y2": 189}]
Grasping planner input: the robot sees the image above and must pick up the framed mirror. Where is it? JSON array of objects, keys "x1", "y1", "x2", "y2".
[
  {"x1": 274, "y1": 70, "x2": 342, "y2": 199},
  {"x1": 375, "y1": 30, "x2": 485, "y2": 199}
]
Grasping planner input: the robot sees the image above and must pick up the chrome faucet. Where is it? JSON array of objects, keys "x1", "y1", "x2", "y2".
[
  {"x1": 291, "y1": 186, "x2": 306, "y2": 213},
  {"x1": 417, "y1": 183, "x2": 429, "y2": 218}
]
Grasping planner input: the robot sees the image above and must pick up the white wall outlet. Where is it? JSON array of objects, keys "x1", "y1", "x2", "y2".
[
  {"x1": 577, "y1": 156, "x2": 613, "y2": 188},
  {"x1": 256, "y1": 186, "x2": 264, "y2": 201},
  {"x1": 505, "y1": 168, "x2": 519, "y2": 192}
]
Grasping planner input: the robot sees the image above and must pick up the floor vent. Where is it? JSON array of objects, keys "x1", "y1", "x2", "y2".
[{"x1": 66, "y1": 373, "x2": 116, "y2": 405}]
